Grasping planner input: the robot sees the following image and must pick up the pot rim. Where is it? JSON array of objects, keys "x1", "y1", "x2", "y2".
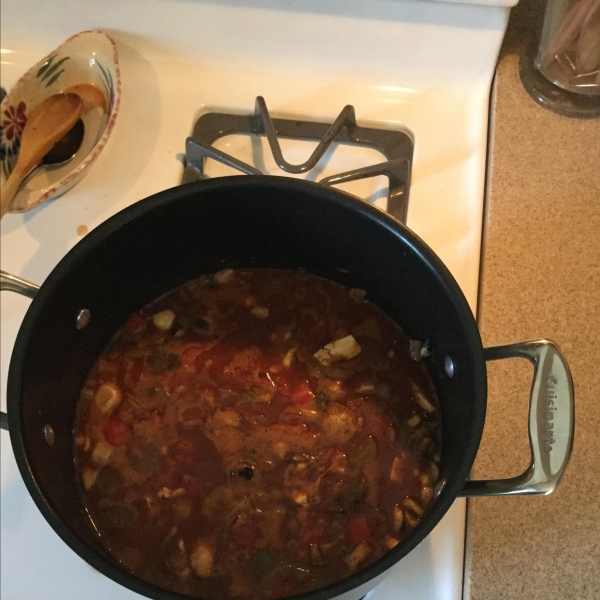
[{"x1": 6, "y1": 176, "x2": 487, "y2": 600}]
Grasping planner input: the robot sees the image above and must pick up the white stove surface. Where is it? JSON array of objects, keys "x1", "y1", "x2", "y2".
[{"x1": 0, "y1": 2, "x2": 508, "y2": 599}]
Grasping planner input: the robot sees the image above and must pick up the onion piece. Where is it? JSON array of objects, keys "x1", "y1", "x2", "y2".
[
  {"x1": 283, "y1": 347, "x2": 296, "y2": 367},
  {"x1": 213, "y1": 268, "x2": 234, "y2": 283},
  {"x1": 411, "y1": 382, "x2": 436, "y2": 413},
  {"x1": 344, "y1": 542, "x2": 371, "y2": 570},
  {"x1": 251, "y1": 306, "x2": 269, "y2": 319},
  {"x1": 152, "y1": 309, "x2": 175, "y2": 331},
  {"x1": 313, "y1": 335, "x2": 361, "y2": 366},
  {"x1": 94, "y1": 383, "x2": 122, "y2": 415},
  {"x1": 390, "y1": 456, "x2": 405, "y2": 483},
  {"x1": 82, "y1": 467, "x2": 99, "y2": 490},
  {"x1": 403, "y1": 497, "x2": 423, "y2": 516},
  {"x1": 190, "y1": 541, "x2": 214, "y2": 579},
  {"x1": 392, "y1": 505, "x2": 404, "y2": 535}
]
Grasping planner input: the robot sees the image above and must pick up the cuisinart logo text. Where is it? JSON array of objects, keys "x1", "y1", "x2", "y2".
[{"x1": 543, "y1": 375, "x2": 559, "y2": 453}]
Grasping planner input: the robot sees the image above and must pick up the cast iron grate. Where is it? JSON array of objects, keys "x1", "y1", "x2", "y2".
[{"x1": 182, "y1": 97, "x2": 414, "y2": 223}]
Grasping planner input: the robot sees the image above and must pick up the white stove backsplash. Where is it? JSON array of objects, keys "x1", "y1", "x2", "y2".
[{"x1": 1, "y1": 1, "x2": 509, "y2": 599}]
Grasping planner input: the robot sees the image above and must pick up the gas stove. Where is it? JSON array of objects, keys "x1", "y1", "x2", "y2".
[
  {"x1": 182, "y1": 97, "x2": 413, "y2": 221},
  {"x1": 1, "y1": 1, "x2": 510, "y2": 599}
]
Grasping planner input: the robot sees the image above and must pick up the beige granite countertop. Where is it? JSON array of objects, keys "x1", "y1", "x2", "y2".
[{"x1": 466, "y1": 1, "x2": 600, "y2": 598}]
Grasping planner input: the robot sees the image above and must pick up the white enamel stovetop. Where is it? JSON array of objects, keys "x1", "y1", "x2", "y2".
[{"x1": 1, "y1": 1, "x2": 509, "y2": 599}]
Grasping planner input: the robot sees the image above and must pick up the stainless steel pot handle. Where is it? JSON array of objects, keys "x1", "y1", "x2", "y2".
[
  {"x1": 459, "y1": 339, "x2": 574, "y2": 497},
  {"x1": 1, "y1": 270, "x2": 40, "y2": 431}
]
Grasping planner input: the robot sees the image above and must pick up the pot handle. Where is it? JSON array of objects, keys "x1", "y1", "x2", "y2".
[
  {"x1": 459, "y1": 339, "x2": 574, "y2": 497},
  {"x1": 1, "y1": 270, "x2": 40, "y2": 431}
]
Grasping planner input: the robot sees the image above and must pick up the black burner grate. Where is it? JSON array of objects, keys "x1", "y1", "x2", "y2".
[{"x1": 182, "y1": 97, "x2": 414, "y2": 223}]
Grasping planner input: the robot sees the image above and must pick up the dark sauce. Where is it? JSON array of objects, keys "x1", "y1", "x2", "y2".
[{"x1": 74, "y1": 269, "x2": 441, "y2": 599}]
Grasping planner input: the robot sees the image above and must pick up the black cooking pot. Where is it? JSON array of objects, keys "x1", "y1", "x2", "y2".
[{"x1": 0, "y1": 177, "x2": 574, "y2": 600}]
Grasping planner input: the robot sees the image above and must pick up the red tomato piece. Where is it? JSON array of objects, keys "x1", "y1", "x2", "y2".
[
  {"x1": 194, "y1": 352, "x2": 209, "y2": 373},
  {"x1": 181, "y1": 405, "x2": 210, "y2": 423},
  {"x1": 172, "y1": 438, "x2": 197, "y2": 461},
  {"x1": 361, "y1": 402, "x2": 388, "y2": 437},
  {"x1": 149, "y1": 410, "x2": 163, "y2": 425},
  {"x1": 96, "y1": 358, "x2": 117, "y2": 378},
  {"x1": 170, "y1": 364, "x2": 198, "y2": 390},
  {"x1": 349, "y1": 516, "x2": 372, "y2": 543},
  {"x1": 193, "y1": 342, "x2": 235, "y2": 376},
  {"x1": 302, "y1": 521, "x2": 327, "y2": 543},
  {"x1": 102, "y1": 416, "x2": 132, "y2": 447},
  {"x1": 122, "y1": 357, "x2": 144, "y2": 389},
  {"x1": 292, "y1": 381, "x2": 314, "y2": 405},
  {"x1": 123, "y1": 313, "x2": 146, "y2": 336},
  {"x1": 182, "y1": 343, "x2": 206, "y2": 368},
  {"x1": 296, "y1": 543, "x2": 310, "y2": 562},
  {"x1": 232, "y1": 523, "x2": 261, "y2": 550},
  {"x1": 184, "y1": 479, "x2": 204, "y2": 499}
]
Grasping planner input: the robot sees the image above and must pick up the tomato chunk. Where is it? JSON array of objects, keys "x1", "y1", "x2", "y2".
[
  {"x1": 302, "y1": 521, "x2": 327, "y2": 543},
  {"x1": 182, "y1": 343, "x2": 206, "y2": 368},
  {"x1": 232, "y1": 523, "x2": 261, "y2": 550},
  {"x1": 349, "y1": 515, "x2": 372, "y2": 543},
  {"x1": 292, "y1": 381, "x2": 314, "y2": 405},
  {"x1": 181, "y1": 405, "x2": 209, "y2": 423},
  {"x1": 103, "y1": 415, "x2": 132, "y2": 447},
  {"x1": 122, "y1": 357, "x2": 144, "y2": 389},
  {"x1": 361, "y1": 402, "x2": 388, "y2": 437},
  {"x1": 172, "y1": 437, "x2": 198, "y2": 461}
]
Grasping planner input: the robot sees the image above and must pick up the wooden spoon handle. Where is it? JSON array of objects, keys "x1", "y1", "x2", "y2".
[
  {"x1": 0, "y1": 168, "x2": 27, "y2": 218},
  {"x1": 63, "y1": 83, "x2": 108, "y2": 113}
]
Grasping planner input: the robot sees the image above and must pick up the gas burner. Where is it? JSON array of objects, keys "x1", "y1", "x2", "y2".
[{"x1": 183, "y1": 97, "x2": 414, "y2": 223}]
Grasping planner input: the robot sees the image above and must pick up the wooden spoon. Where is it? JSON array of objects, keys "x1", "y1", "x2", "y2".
[
  {"x1": 0, "y1": 92, "x2": 84, "y2": 218},
  {"x1": 63, "y1": 83, "x2": 108, "y2": 113}
]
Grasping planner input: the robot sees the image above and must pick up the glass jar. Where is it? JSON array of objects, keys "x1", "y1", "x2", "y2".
[{"x1": 520, "y1": 0, "x2": 600, "y2": 118}]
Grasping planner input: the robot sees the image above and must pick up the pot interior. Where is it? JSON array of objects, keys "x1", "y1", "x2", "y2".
[{"x1": 8, "y1": 177, "x2": 486, "y2": 599}]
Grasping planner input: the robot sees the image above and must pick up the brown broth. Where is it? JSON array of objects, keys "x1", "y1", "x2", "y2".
[{"x1": 74, "y1": 269, "x2": 441, "y2": 599}]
